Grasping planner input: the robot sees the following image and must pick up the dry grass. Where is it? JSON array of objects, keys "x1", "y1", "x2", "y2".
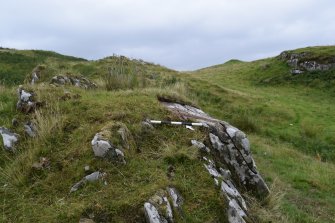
[{"x1": 246, "y1": 178, "x2": 288, "y2": 223}]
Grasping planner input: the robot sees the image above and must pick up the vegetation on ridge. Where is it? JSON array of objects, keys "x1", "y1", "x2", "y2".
[{"x1": 0, "y1": 46, "x2": 335, "y2": 222}]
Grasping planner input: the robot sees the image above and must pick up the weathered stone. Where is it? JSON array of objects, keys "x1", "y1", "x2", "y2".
[
  {"x1": 51, "y1": 75, "x2": 97, "y2": 89},
  {"x1": 24, "y1": 121, "x2": 37, "y2": 137},
  {"x1": 91, "y1": 133, "x2": 126, "y2": 164},
  {"x1": 30, "y1": 65, "x2": 45, "y2": 85},
  {"x1": 70, "y1": 171, "x2": 105, "y2": 193},
  {"x1": 144, "y1": 202, "x2": 166, "y2": 223},
  {"x1": 162, "y1": 102, "x2": 269, "y2": 197},
  {"x1": 148, "y1": 192, "x2": 173, "y2": 223},
  {"x1": 191, "y1": 140, "x2": 210, "y2": 153},
  {"x1": 291, "y1": 69, "x2": 304, "y2": 75},
  {"x1": 144, "y1": 187, "x2": 184, "y2": 223},
  {"x1": 279, "y1": 51, "x2": 335, "y2": 73},
  {"x1": 209, "y1": 131, "x2": 269, "y2": 197},
  {"x1": 227, "y1": 199, "x2": 247, "y2": 223},
  {"x1": 0, "y1": 127, "x2": 19, "y2": 152},
  {"x1": 161, "y1": 102, "x2": 270, "y2": 222},
  {"x1": 167, "y1": 187, "x2": 183, "y2": 209},
  {"x1": 16, "y1": 86, "x2": 42, "y2": 114}
]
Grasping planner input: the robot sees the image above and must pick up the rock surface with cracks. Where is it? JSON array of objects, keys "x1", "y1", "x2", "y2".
[
  {"x1": 162, "y1": 102, "x2": 270, "y2": 223},
  {"x1": 144, "y1": 187, "x2": 183, "y2": 223},
  {"x1": 51, "y1": 75, "x2": 97, "y2": 89}
]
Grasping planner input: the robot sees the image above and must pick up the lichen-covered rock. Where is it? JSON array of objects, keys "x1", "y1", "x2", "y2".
[
  {"x1": 144, "y1": 202, "x2": 166, "y2": 223},
  {"x1": 167, "y1": 187, "x2": 183, "y2": 210},
  {"x1": 51, "y1": 75, "x2": 97, "y2": 89},
  {"x1": 191, "y1": 139, "x2": 210, "y2": 153},
  {"x1": 91, "y1": 133, "x2": 126, "y2": 164},
  {"x1": 161, "y1": 102, "x2": 269, "y2": 223},
  {"x1": 202, "y1": 156, "x2": 248, "y2": 223},
  {"x1": 70, "y1": 171, "x2": 106, "y2": 193},
  {"x1": 162, "y1": 102, "x2": 269, "y2": 197},
  {"x1": 16, "y1": 86, "x2": 43, "y2": 114},
  {"x1": 144, "y1": 187, "x2": 184, "y2": 223},
  {"x1": 0, "y1": 127, "x2": 19, "y2": 152},
  {"x1": 279, "y1": 51, "x2": 335, "y2": 73},
  {"x1": 227, "y1": 199, "x2": 247, "y2": 223}
]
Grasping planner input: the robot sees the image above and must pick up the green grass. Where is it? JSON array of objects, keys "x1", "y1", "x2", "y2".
[
  {"x1": 0, "y1": 84, "x2": 229, "y2": 222},
  {"x1": 178, "y1": 46, "x2": 335, "y2": 222},
  {"x1": 0, "y1": 46, "x2": 335, "y2": 222}
]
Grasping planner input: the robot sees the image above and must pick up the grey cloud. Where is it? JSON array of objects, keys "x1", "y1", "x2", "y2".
[{"x1": 1, "y1": 0, "x2": 335, "y2": 70}]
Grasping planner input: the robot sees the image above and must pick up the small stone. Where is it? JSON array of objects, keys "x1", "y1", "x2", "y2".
[
  {"x1": 84, "y1": 165, "x2": 90, "y2": 172},
  {"x1": 0, "y1": 127, "x2": 19, "y2": 152},
  {"x1": 24, "y1": 121, "x2": 37, "y2": 137},
  {"x1": 70, "y1": 171, "x2": 104, "y2": 193},
  {"x1": 91, "y1": 133, "x2": 126, "y2": 164}
]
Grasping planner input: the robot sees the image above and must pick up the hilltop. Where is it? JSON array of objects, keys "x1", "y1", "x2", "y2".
[{"x1": 0, "y1": 46, "x2": 335, "y2": 222}]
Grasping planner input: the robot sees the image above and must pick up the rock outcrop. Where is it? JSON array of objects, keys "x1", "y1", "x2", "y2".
[
  {"x1": 191, "y1": 139, "x2": 210, "y2": 153},
  {"x1": 0, "y1": 127, "x2": 19, "y2": 152},
  {"x1": 144, "y1": 187, "x2": 183, "y2": 223},
  {"x1": 161, "y1": 102, "x2": 270, "y2": 223},
  {"x1": 279, "y1": 51, "x2": 335, "y2": 74},
  {"x1": 51, "y1": 75, "x2": 97, "y2": 89}
]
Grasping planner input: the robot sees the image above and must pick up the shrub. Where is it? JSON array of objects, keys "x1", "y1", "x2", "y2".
[{"x1": 104, "y1": 56, "x2": 146, "y2": 91}]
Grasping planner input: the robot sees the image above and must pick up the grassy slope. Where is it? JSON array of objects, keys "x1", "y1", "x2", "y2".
[
  {"x1": 0, "y1": 50, "x2": 227, "y2": 222},
  {"x1": 0, "y1": 48, "x2": 86, "y2": 85},
  {"x1": 0, "y1": 46, "x2": 334, "y2": 222},
  {"x1": 181, "y1": 46, "x2": 335, "y2": 222},
  {"x1": 0, "y1": 85, "x2": 229, "y2": 222}
]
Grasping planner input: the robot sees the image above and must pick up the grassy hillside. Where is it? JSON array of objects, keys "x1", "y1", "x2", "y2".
[
  {"x1": 0, "y1": 48, "x2": 86, "y2": 85},
  {"x1": 181, "y1": 45, "x2": 335, "y2": 222},
  {"x1": 0, "y1": 48, "x2": 177, "y2": 87},
  {"x1": 0, "y1": 46, "x2": 335, "y2": 222}
]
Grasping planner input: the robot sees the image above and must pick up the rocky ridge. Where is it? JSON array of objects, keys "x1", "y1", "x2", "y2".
[{"x1": 279, "y1": 51, "x2": 335, "y2": 74}]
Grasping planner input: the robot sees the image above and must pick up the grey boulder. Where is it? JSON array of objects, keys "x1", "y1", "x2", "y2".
[{"x1": 91, "y1": 133, "x2": 126, "y2": 164}]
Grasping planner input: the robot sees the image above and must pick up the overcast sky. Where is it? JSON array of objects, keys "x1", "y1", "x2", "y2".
[{"x1": 1, "y1": 0, "x2": 334, "y2": 70}]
